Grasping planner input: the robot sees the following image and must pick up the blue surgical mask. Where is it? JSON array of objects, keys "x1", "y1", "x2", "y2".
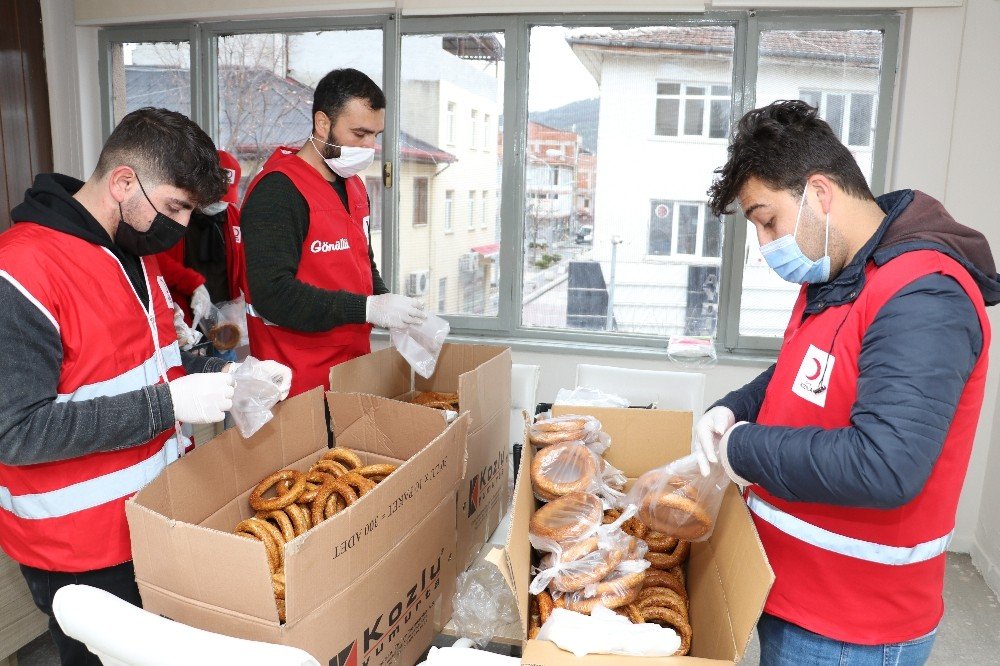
[{"x1": 759, "y1": 187, "x2": 831, "y2": 284}]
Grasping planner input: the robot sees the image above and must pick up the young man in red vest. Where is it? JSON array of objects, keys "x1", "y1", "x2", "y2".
[
  {"x1": 0, "y1": 108, "x2": 290, "y2": 666},
  {"x1": 693, "y1": 100, "x2": 999, "y2": 665},
  {"x1": 240, "y1": 68, "x2": 426, "y2": 398}
]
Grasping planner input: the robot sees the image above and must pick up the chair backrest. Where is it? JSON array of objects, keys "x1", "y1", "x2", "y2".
[
  {"x1": 574, "y1": 363, "x2": 705, "y2": 415},
  {"x1": 52, "y1": 584, "x2": 320, "y2": 666},
  {"x1": 511, "y1": 364, "x2": 541, "y2": 413}
]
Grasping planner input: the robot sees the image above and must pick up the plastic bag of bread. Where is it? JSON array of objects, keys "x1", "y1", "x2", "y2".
[
  {"x1": 528, "y1": 491, "x2": 604, "y2": 554},
  {"x1": 557, "y1": 559, "x2": 652, "y2": 614},
  {"x1": 531, "y1": 441, "x2": 623, "y2": 508},
  {"x1": 625, "y1": 453, "x2": 728, "y2": 541},
  {"x1": 230, "y1": 355, "x2": 283, "y2": 438},
  {"x1": 390, "y1": 313, "x2": 450, "y2": 379},
  {"x1": 529, "y1": 414, "x2": 602, "y2": 448}
]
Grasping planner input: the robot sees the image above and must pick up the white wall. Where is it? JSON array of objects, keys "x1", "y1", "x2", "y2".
[{"x1": 43, "y1": 0, "x2": 1000, "y2": 590}]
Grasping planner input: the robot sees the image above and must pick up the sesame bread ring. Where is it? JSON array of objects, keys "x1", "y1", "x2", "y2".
[
  {"x1": 563, "y1": 576, "x2": 641, "y2": 613},
  {"x1": 321, "y1": 479, "x2": 359, "y2": 521},
  {"x1": 235, "y1": 519, "x2": 282, "y2": 573},
  {"x1": 310, "y1": 459, "x2": 348, "y2": 478},
  {"x1": 528, "y1": 596, "x2": 540, "y2": 640},
  {"x1": 617, "y1": 603, "x2": 645, "y2": 625},
  {"x1": 528, "y1": 428, "x2": 588, "y2": 448},
  {"x1": 532, "y1": 416, "x2": 594, "y2": 432},
  {"x1": 644, "y1": 540, "x2": 691, "y2": 570},
  {"x1": 537, "y1": 590, "x2": 554, "y2": 625},
  {"x1": 643, "y1": 569, "x2": 687, "y2": 597},
  {"x1": 637, "y1": 587, "x2": 688, "y2": 619},
  {"x1": 561, "y1": 536, "x2": 599, "y2": 563},
  {"x1": 642, "y1": 607, "x2": 692, "y2": 656},
  {"x1": 298, "y1": 471, "x2": 337, "y2": 504},
  {"x1": 250, "y1": 470, "x2": 307, "y2": 512},
  {"x1": 636, "y1": 479, "x2": 713, "y2": 540},
  {"x1": 644, "y1": 531, "x2": 679, "y2": 554},
  {"x1": 311, "y1": 477, "x2": 356, "y2": 525},
  {"x1": 354, "y1": 464, "x2": 397, "y2": 480},
  {"x1": 531, "y1": 442, "x2": 597, "y2": 499},
  {"x1": 283, "y1": 502, "x2": 311, "y2": 536},
  {"x1": 272, "y1": 571, "x2": 286, "y2": 600},
  {"x1": 529, "y1": 491, "x2": 603, "y2": 543},
  {"x1": 321, "y1": 447, "x2": 363, "y2": 470},
  {"x1": 255, "y1": 509, "x2": 295, "y2": 543},
  {"x1": 340, "y1": 471, "x2": 377, "y2": 496},
  {"x1": 552, "y1": 548, "x2": 624, "y2": 593}
]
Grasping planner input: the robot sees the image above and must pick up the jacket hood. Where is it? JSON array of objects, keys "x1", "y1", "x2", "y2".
[
  {"x1": 9, "y1": 173, "x2": 116, "y2": 249},
  {"x1": 874, "y1": 190, "x2": 1000, "y2": 306}
]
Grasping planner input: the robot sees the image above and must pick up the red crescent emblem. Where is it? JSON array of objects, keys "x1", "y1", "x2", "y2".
[{"x1": 805, "y1": 357, "x2": 822, "y2": 381}]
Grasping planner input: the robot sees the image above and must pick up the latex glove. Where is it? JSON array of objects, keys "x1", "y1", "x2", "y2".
[
  {"x1": 168, "y1": 372, "x2": 234, "y2": 424},
  {"x1": 189, "y1": 285, "x2": 212, "y2": 329},
  {"x1": 227, "y1": 359, "x2": 293, "y2": 400},
  {"x1": 172, "y1": 304, "x2": 202, "y2": 350},
  {"x1": 718, "y1": 421, "x2": 753, "y2": 486},
  {"x1": 365, "y1": 293, "x2": 427, "y2": 330},
  {"x1": 692, "y1": 405, "x2": 736, "y2": 476}
]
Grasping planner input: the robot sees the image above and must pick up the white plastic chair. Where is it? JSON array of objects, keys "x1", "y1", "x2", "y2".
[
  {"x1": 52, "y1": 584, "x2": 320, "y2": 666},
  {"x1": 574, "y1": 363, "x2": 705, "y2": 416}
]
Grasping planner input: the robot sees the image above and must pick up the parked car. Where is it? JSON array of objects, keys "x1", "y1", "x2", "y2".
[{"x1": 575, "y1": 225, "x2": 594, "y2": 244}]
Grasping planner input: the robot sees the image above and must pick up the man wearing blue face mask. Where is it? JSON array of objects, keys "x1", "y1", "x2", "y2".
[
  {"x1": 694, "y1": 100, "x2": 1000, "y2": 665},
  {"x1": 240, "y1": 68, "x2": 426, "y2": 397}
]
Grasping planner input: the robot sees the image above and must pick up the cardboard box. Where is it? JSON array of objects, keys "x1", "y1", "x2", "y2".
[
  {"x1": 126, "y1": 388, "x2": 469, "y2": 664},
  {"x1": 492, "y1": 406, "x2": 774, "y2": 665},
  {"x1": 330, "y1": 343, "x2": 512, "y2": 572}
]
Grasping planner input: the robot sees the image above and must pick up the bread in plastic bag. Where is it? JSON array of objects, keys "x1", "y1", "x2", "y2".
[
  {"x1": 230, "y1": 355, "x2": 283, "y2": 438},
  {"x1": 530, "y1": 441, "x2": 623, "y2": 508},
  {"x1": 529, "y1": 414, "x2": 602, "y2": 448},
  {"x1": 626, "y1": 453, "x2": 728, "y2": 541},
  {"x1": 197, "y1": 296, "x2": 247, "y2": 351},
  {"x1": 390, "y1": 313, "x2": 449, "y2": 379},
  {"x1": 559, "y1": 560, "x2": 651, "y2": 613},
  {"x1": 529, "y1": 491, "x2": 604, "y2": 551}
]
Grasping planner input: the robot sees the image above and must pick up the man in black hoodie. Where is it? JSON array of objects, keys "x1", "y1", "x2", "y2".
[{"x1": 0, "y1": 107, "x2": 289, "y2": 666}]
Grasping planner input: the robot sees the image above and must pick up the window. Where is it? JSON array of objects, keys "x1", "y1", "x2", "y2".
[
  {"x1": 648, "y1": 201, "x2": 721, "y2": 259},
  {"x1": 413, "y1": 177, "x2": 429, "y2": 227},
  {"x1": 446, "y1": 102, "x2": 456, "y2": 144},
  {"x1": 655, "y1": 83, "x2": 730, "y2": 139},
  {"x1": 444, "y1": 190, "x2": 454, "y2": 232},
  {"x1": 800, "y1": 90, "x2": 875, "y2": 147},
  {"x1": 99, "y1": 13, "x2": 896, "y2": 352}
]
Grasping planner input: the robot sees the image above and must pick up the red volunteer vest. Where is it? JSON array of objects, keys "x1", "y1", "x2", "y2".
[
  {"x1": 0, "y1": 223, "x2": 188, "y2": 572},
  {"x1": 241, "y1": 147, "x2": 374, "y2": 397},
  {"x1": 751, "y1": 250, "x2": 990, "y2": 644}
]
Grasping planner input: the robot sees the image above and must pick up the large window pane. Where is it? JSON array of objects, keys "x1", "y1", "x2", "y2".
[
  {"x1": 110, "y1": 41, "x2": 191, "y2": 125},
  {"x1": 523, "y1": 25, "x2": 733, "y2": 335},
  {"x1": 742, "y1": 29, "x2": 884, "y2": 338},
  {"x1": 399, "y1": 32, "x2": 504, "y2": 317}
]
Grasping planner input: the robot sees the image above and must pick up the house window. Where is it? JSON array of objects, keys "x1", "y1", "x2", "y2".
[
  {"x1": 483, "y1": 113, "x2": 491, "y2": 150},
  {"x1": 648, "y1": 200, "x2": 722, "y2": 259},
  {"x1": 470, "y1": 109, "x2": 478, "y2": 148},
  {"x1": 446, "y1": 102, "x2": 456, "y2": 144},
  {"x1": 444, "y1": 190, "x2": 454, "y2": 232},
  {"x1": 438, "y1": 277, "x2": 447, "y2": 311},
  {"x1": 468, "y1": 190, "x2": 477, "y2": 229},
  {"x1": 413, "y1": 177, "x2": 429, "y2": 227},
  {"x1": 482, "y1": 190, "x2": 489, "y2": 228},
  {"x1": 655, "y1": 82, "x2": 730, "y2": 139},
  {"x1": 800, "y1": 90, "x2": 875, "y2": 147}
]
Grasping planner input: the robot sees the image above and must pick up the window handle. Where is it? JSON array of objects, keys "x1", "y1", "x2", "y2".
[{"x1": 383, "y1": 161, "x2": 393, "y2": 189}]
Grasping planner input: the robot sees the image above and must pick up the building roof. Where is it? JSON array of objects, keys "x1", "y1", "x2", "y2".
[
  {"x1": 124, "y1": 65, "x2": 455, "y2": 164},
  {"x1": 567, "y1": 26, "x2": 882, "y2": 82}
]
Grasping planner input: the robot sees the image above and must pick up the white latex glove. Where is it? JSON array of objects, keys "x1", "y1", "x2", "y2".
[
  {"x1": 168, "y1": 373, "x2": 234, "y2": 424},
  {"x1": 227, "y1": 359, "x2": 293, "y2": 400},
  {"x1": 692, "y1": 405, "x2": 736, "y2": 476},
  {"x1": 365, "y1": 293, "x2": 427, "y2": 330},
  {"x1": 718, "y1": 421, "x2": 753, "y2": 486},
  {"x1": 189, "y1": 285, "x2": 212, "y2": 329},
  {"x1": 172, "y1": 304, "x2": 202, "y2": 350}
]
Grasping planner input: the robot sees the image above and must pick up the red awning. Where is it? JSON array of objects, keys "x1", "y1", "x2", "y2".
[{"x1": 472, "y1": 243, "x2": 501, "y2": 257}]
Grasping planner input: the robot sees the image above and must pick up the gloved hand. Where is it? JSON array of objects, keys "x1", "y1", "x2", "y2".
[
  {"x1": 168, "y1": 372, "x2": 234, "y2": 424},
  {"x1": 692, "y1": 406, "x2": 736, "y2": 476},
  {"x1": 365, "y1": 293, "x2": 427, "y2": 330},
  {"x1": 172, "y1": 304, "x2": 202, "y2": 350},
  {"x1": 227, "y1": 359, "x2": 293, "y2": 400},
  {"x1": 189, "y1": 285, "x2": 213, "y2": 329}
]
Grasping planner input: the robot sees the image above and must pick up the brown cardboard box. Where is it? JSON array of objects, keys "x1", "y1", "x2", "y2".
[
  {"x1": 126, "y1": 388, "x2": 468, "y2": 664},
  {"x1": 330, "y1": 343, "x2": 512, "y2": 572},
  {"x1": 493, "y1": 406, "x2": 773, "y2": 665}
]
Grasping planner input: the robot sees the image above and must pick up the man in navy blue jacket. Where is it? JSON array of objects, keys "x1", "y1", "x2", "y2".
[{"x1": 694, "y1": 100, "x2": 1000, "y2": 665}]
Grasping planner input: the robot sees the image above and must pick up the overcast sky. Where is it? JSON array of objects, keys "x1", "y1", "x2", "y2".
[{"x1": 527, "y1": 27, "x2": 600, "y2": 113}]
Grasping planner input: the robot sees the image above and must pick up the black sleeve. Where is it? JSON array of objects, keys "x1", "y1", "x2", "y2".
[
  {"x1": 0, "y1": 279, "x2": 175, "y2": 466},
  {"x1": 241, "y1": 172, "x2": 370, "y2": 332},
  {"x1": 726, "y1": 274, "x2": 982, "y2": 508},
  {"x1": 181, "y1": 352, "x2": 228, "y2": 374},
  {"x1": 711, "y1": 364, "x2": 776, "y2": 422}
]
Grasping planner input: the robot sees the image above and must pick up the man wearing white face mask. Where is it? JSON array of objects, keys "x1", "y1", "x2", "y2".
[
  {"x1": 694, "y1": 100, "x2": 999, "y2": 665},
  {"x1": 240, "y1": 68, "x2": 426, "y2": 398}
]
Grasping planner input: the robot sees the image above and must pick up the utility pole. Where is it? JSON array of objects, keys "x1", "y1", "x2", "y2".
[{"x1": 606, "y1": 235, "x2": 622, "y2": 331}]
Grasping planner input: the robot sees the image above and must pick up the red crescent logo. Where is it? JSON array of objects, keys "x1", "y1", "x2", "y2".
[{"x1": 805, "y1": 357, "x2": 822, "y2": 381}]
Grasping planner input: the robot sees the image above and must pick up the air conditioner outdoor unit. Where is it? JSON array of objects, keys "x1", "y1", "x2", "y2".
[
  {"x1": 459, "y1": 253, "x2": 479, "y2": 274},
  {"x1": 406, "y1": 269, "x2": 430, "y2": 296}
]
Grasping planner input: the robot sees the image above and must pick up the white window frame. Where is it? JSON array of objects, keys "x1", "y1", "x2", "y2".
[
  {"x1": 647, "y1": 200, "x2": 723, "y2": 262},
  {"x1": 446, "y1": 101, "x2": 456, "y2": 144},
  {"x1": 654, "y1": 81, "x2": 731, "y2": 140},
  {"x1": 444, "y1": 189, "x2": 454, "y2": 233},
  {"x1": 467, "y1": 190, "x2": 477, "y2": 230},
  {"x1": 799, "y1": 88, "x2": 876, "y2": 149}
]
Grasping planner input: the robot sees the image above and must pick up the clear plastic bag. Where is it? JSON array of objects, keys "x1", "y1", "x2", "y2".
[
  {"x1": 198, "y1": 296, "x2": 247, "y2": 352},
  {"x1": 558, "y1": 559, "x2": 652, "y2": 614},
  {"x1": 554, "y1": 386, "x2": 630, "y2": 409},
  {"x1": 529, "y1": 414, "x2": 602, "y2": 449},
  {"x1": 626, "y1": 453, "x2": 728, "y2": 541},
  {"x1": 450, "y1": 560, "x2": 519, "y2": 648},
  {"x1": 230, "y1": 356, "x2": 283, "y2": 438},
  {"x1": 529, "y1": 491, "x2": 605, "y2": 553},
  {"x1": 217, "y1": 295, "x2": 249, "y2": 348},
  {"x1": 530, "y1": 441, "x2": 622, "y2": 508},
  {"x1": 666, "y1": 335, "x2": 717, "y2": 368},
  {"x1": 390, "y1": 313, "x2": 450, "y2": 379}
]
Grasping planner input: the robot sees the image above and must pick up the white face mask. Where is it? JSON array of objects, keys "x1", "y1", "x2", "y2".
[
  {"x1": 309, "y1": 134, "x2": 375, "y2": 178},
  {"x1": 200, "y1": 201, "x2": 229, "y2": 216}
]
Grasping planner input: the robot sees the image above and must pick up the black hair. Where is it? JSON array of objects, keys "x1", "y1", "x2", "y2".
[
  {"x1": 312, "y1": 68, "x2": 386, "y2": 128},
  {"x1": 95, "y1": 107, "x2": 227, "y2": 206},
  {"x1": 707, "y1": 100, "x2": 874, "y2": 217}
]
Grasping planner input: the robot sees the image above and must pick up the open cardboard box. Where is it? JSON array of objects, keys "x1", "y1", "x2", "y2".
[
  {"x1": 126, "y1": 388, "x2": 469, "y2": 664},
  {"x1": 487, "y1": 405, "x2": 773, "y2": 665},
  {"x1": 330, "y1": 342, "x2": 512, "y2": 572}
]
